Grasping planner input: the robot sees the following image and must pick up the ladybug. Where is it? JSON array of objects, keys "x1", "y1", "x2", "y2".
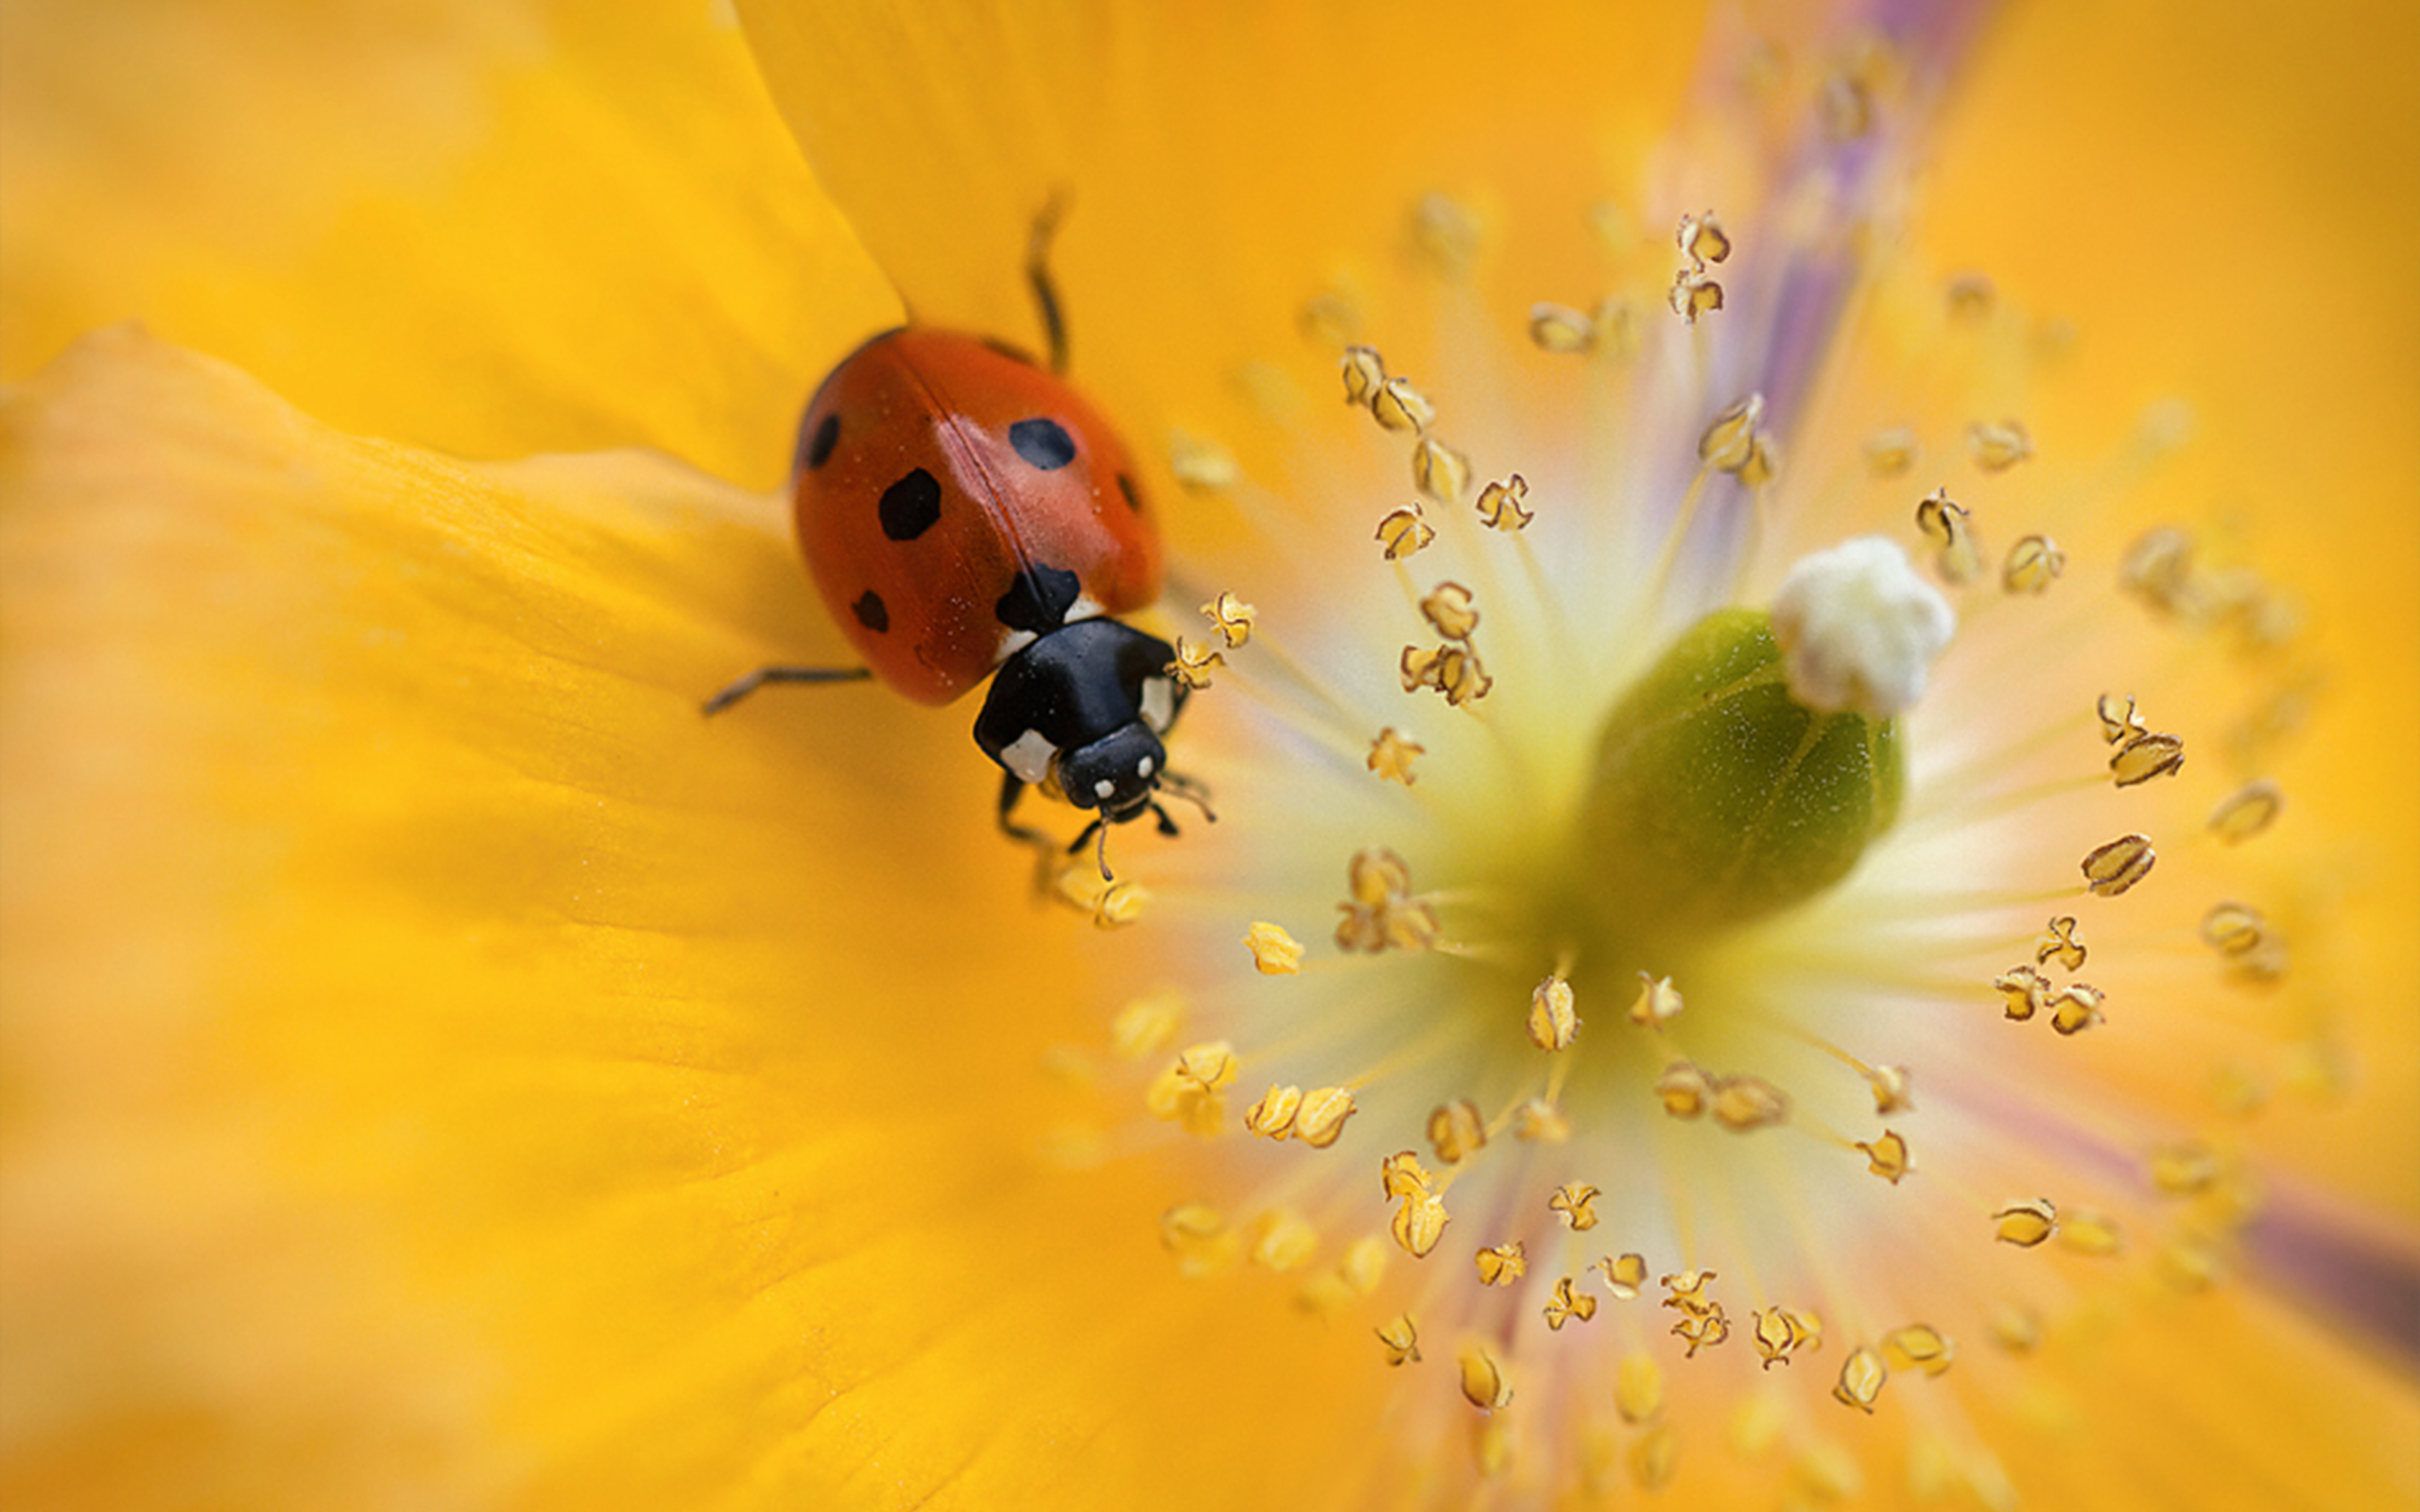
[{"x1": 706, "y1": 210, "x2": 1207, "y2": 878}]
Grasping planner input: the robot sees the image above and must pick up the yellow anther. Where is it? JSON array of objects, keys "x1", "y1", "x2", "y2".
[
  {"x1": 1882, "y1": 1324, "x2": 1954, "y2": 1377},
  {"x1": 1633, "y1": 1426, "x2": 1678, "y2": 1491},
  {"x1": 1671, "y1": 1307, "x2": 1732, "y2": 1357},
  {"x1": 1548, "y1": 1182, "x2": 1601, "y2": 1231},
  {"x1": 1410, "y1": 435, "x2": 1473, "y2": 503},
  {"x1": 1381, "y1": 1149, "x2": 1435, "y2": 1199},
  {"x1": 1711, "y1": 1074, "x2": 1791, "y2": 1131},
  {"x1": 2120, "y1": 524, "x2": 2197, "y2": 613},
  {"x1": 1528, "y1": 301, "x2": 1596, "y2": 352},
  {"x1": 1751, "y1": 1306, "x2": 1821, "y2": 1369},
  {"x1": 2097, "y1": 692, "x2": 2150, "y2": 745},
  {"x1": 2111, "y1": 730, "x2": 2186, "y2": 786},
  {"x1": 1676, "y1": 211, "x2": 1733, "y2": 267},
  {"x1": 1148, "y1": 1041, "x2": 1236, "y2": 1137},
  {"x1": 1293, "y1": 1086, "x2": 1357, "y2": 1148},
  {"x1": 1823, "y1": 69, "x2": 1876, "y2": 140},
  {"x1": 1374, "y1": 1313, "x2": 1422, "y2": 1366},
  {"x1": 1199, "y1": 590, "x2": 1257, "y2": 648},
  {"x1": 1865, "y1": 427, "x2": 1919, "y2": 477},
  {"x1": 1347, "y1": 848, "x2": 1412, "y2": 907},
  {"x1": 1366, "y1": 726, "x2": 1425, "y2": 784},
  {"x1": 1399, "y1": 643, "x2": 1494, "y2": 707},
  {"x1": 1993, "y1": 964, "x2": 2048, "y2": 1022},
  {"x1": 1946, "y1": 273, "x2": 1996, "y2": 321},
  {"x1": 1300, "y1": 285, "x2": 1365, "y2": 348},
  {"x1": 1989, "y1": 1305, "x2": 2042, "y2": 1354},
  {"x1": 1426, "y1": 1099, "x2": 1487, "y2": 1164},
  {"x1": 1966, "y1": 419, "x2": 2034, "y2": 472},
  {"x1": 1668, "y1": 266, "x2": 1722, "y2": 322},
  {"x1": 1339, "y1": 1236, "x2": 1388, "y2": 1297},
  {"x1": 2201, "y1": 902, "x2": 2268, "y2": 958},
  {"x1": 2035, "y1": 916, "x2": 2087, "y2": 971},
  {"x1": 1993, "y1": 1197, "x2": 2059, "y2": 1247},
  {"x1": 1528, "y1": 975, "x2": 1580, "y2": 1051},
  {"x1": 1167, "y1": 636, "x2": 1225, "y2": 690},
  {"x1": 1914, "y1": 486, "x2": 1983, "y2": 584},
  {"x1": 1244, "y1": 921, "x2": 1305, "y2": 975},
  {"x1": 2209, "y1": 780, "x2": 2283, "y2": 843},
  {"x1": 1544, "y1": 1276, "x2": 1599, "y2": 1331},
  {"x1": 1251, "y1": 1210, "x2": 1320, "y2": 1272},
  {"x1": 2058, "y1": 1209, "x2": 2126, "y2": 1257},
  {"x1": 1599, "y1": 1252, "x2": 1649, "y2": 1300},
  {"x1": 2002, "y1": 535, "x2": 2066, "y2": 594},
  {"x1": 1340, "y1": 345, "x2": 1387, "y2": 407},
  {"x1": 2151, "y1": 1139, "x2": 2224, "y2": 1195},
  {"x1": 1628, "y1": 971, "x2": 1685, "y2": 1028},
  {"x1": 2159, "y1": 1232, "x2": 2226, "y2": 1294},
  {"x1": 2048, "y1": 983, "x2": 2106, "y2": 1036},
  {"x1": 1109, "y1": 992, "x2": 1183, "y2": 1060},
  {"x1": 1159, "y1": 1201, "x2": 1241, "y2": 1278},
  {"x1": 1656, "y1": 1060, "x2": 1712, "y2": 1119},
  {"x1": 1245, "y1": 1083, "x2": 1304, "y2": 1140},
  {"x1": 1474, "y1": 473, "x2": 1532, "y2": 531},
  {"x1": 1457, "y1": 1344, "x2": 1512, "y2": 1410},
  {"x1": 1858, "y1": 1128, "x2": 1913, "y2": 1184},
  {"x1": 1661, "y1": 1268, "x2": 1720, "y2": 1314},
  {"x1": 1167, "y1": 431, "x2": 1240, "y2": 491},
  {"x1": 1737, "y1": 433, "x2": 1781, "y2": 488},
  {"x1": 1615, "y1": 1352, "x2": 1663, "y2": 1423},
  {"x1": 1832, "y1": 1349, "x2": 1888, "y2": 1413},
  {"x1": 1174, "y1": 1040, "x2": 1235, "y2": 1089},
  {"x1": 2082, "y1": 833, "x2": 2157, "y2": 897},
  {"x1": 1593, "y1": 297, "x2": 1644, "y2": 359},
  {"x1": 1698, "y1": 392, "x2": 1767, "y2": 472},
  {"x1": 1391, "y1": 1191, "x2": 1450, "y2": 1258},
  {"x1": 1513, "y1": 1098, "x2": 1571, "y2": 1143},
  {"x1": 1373, "y1": 374, "x2": 1436, "y2": 434},
  {"x1": 1411, "y1": 193, "x2": 1482, "y2": 277},
  {"x1": 1863, "y1": 1062, "x2": 1915, "y2": 1115},
  {"x1": 1337, "y1": 849, "x2": 1435, "y2": 954},
  {"x1": 1086, "y1": 875, "x2": 1149, "y2": 927},
  {"x1": 1374, "y1": 503, "x2": 1437, "y2": 559},
  {"x1": 1474, "y1": 1240, "x2": 1527, "y2": 1286},
  {"x1": 1420, "y1": 581, "x2": 1481, "y2": 642}
]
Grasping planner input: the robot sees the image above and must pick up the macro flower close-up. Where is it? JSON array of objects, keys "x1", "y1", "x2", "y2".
[{"x1": 4, "y1": 1, "x2": 2417, "y2": 1507}]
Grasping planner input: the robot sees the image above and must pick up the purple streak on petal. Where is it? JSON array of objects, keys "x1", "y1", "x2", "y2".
[{"x1": 2246, "y1": 1181, "x2": 2420, "y2": 1372}]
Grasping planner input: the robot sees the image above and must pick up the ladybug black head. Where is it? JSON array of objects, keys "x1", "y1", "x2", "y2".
[{"x1": 1059, "y1": 723, "x2": 1167, "y2": 821}]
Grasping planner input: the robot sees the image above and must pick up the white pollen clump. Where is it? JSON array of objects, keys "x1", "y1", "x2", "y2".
[{"x1": 1769, "y1": 536, "x2": 1956, "y2": 717}]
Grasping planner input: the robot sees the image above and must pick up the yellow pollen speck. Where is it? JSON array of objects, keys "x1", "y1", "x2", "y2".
[
  {"x1": 1458, "y1": 1345, "x2": 1512, "y2": 1411},
  {"x1": 1392, "y1": 1191, "x2": 1450, "y2": 1259},
  {"x1": 1676, "y1": 210, "x2": 1732, "y2": 266},
  {"x1": 1426, "y1": 1100, "x2": 1487, "y2": 1164},
  {"x1": 1167, "y1": 431, "x2": 1241, "y2": 491},
  {"x1": 1337, "y1": 848, "x2": 1436, "y2": 954},
  {"x1": 1544, "y1": 1276, "x2": 1599, "y2": 1331},
  {"x1": 1994, "y1": 964, "x2": 2048, "y2": 1022},
  {"x1": 1381, "y1": 1150, "x2": 1435, "y2": 1200},
  {"x1": 1751, "y1": 1307, "x2": 1822, "y2": 1369},
  {"x1": 2082, "y1": 833, "x2": 2157, "y2": 896},
  {"x1": 1419, "y1": 581, "x2": 1481, "y2": 641},
  {"x1": 1865, "y1": 427, "x2": 1919, "y2": 477},
  {"x1": 1670, "y1": 268, "x2": 1724, "y2": 323},
  {"x1": 1656, "y1": 1060, "x2": 1712, "y2": 1119},
  {"x1": 1474, "y1": 1241, "x2": 1527, "y2": 1286},
  {"x1": 1399, "y1": 643, "x2": 1494, "y2": 707},
  {"x1": 1967, "y1": 419, "x2": 2034, "y2": 472},
  {"x1": 1528, "y1": 301, "x2": 1595, "y2": 352},
  {"x1": 2035, "y1": 917, "x2": 2088, "y2": 971},
  {"x1": 1373, "y1": 374, "x2": 1436, "y2": 434},
  {"x1": 2048, "y1": 983, "x2": 2106, "y2": 1036},
  {"x1": 2098, "y1": 692, "x2": 2151, "y2": 745},
  {"x1": 1994, "y1": 1198, "x2": 2059, "y2": 1247},
  {"x1": 2058, "y1": 1209, "x2": 2127, "y2": 1257},
  {"x1": 1628, "y1": 972, "x2": 1685, "y2": 1028},
  {"x1": 1634, "y1": 1426, "x2": 1679, "y2": 1491},
  {"x1": 1662, "y1": 1268, "x2": 1720, "y2": 1313},
  {"x1": 1244, "y1": 921, "x2": 1305, "y2": 974},
  {"x1": 2151, "y1": 1139, "x2": 2225, "y2": 1194},
  {"x1": 1882, "y1": 1324, "x2": 1955, "y2": 1377},
  {"x1": 1374, "y1": 503, "x2": 1437, "y2": 559},
  {"x1": 1529, "y1": 975, "x2": 1580, "y2": 1051},
  {"x1": 1340, "y1": 345, "x2": 1386, "y2": 407},
  {"x1": 1616, "y1": 1352, "x2": 1664, "y2": 1423},
  {"x1": 1110, "y1": 992, "x2": 1184, "y2": 1060},
  {"x1": 1864, "y1": 1062, "x2": 1915, "y2": 1114},
  {"x1": 1167, "y1": 636, "x2": 1224, "y2": 690},
  {"x1": 1548, "y1": 1182, "x2": 1601, "y2": 1231},
  {"x1": 1375, "y1": 1313, "x2": 1422, "y2": 1366},
  {"x1": 1711, "y1": 1074, "x2": 1791, "y2": 1131},
  {"x1": 1474, "y1": 473, "x2": 1532, "y2": 531},
  {"x1": 1251, "y1": 1210, "x2": 1320, "y2": 1273},
  {"x1": 1245, "y1": 1083, "x2": 1304, "y2": 1140},
  {"x1": 2111, "y1": 730, "x2": 2187, "y2": 786},
  {"x1": 1990, "y1": 1305, "x2": 2043, "y2": 1354},
  {"x1": 1410, "y1": 435, "x2": 1473, "y2": 504},
  {"x1": 2201, "y1": 902, "x2": 2269, "y2": 957},
  {"x1": 1367, "y1": 726, "x2": 1425, "y2": 784},
  {"x1": 1599, "y1": 1252, "x2": 1649, "y2": 1300},
  {"x1": 1915, "y1": 487, "x2": 1983, "y2": 583},
  {"x1": 1671, "y1": 1307, "x2": 1732, "y2": 1357},
  {"x1": 1160, "y1": 1201, "x2": 1241, "y2": 1278},
  {"x1": 1200, "y1": 591, "x2": 1256, "y2": 648},
  {"x1": 2209, "y1": 780, "x2": 2284, "y2": 843},
  {"x1": 1513, "y1": 1098, "x2": 1571, "y2": 1143},
  {"x1": 1833, "y1": 1349, "x2": 1888, "y2": 1413},
  {"x1": 1699, "y1": 392, "x2": 1767, "y2": 472},
  {"x1": 1858, "y1": 1129, "x2": 1913, "y2": 1184},
  {"x1": 2002, "y1": 534, "x2": 2066, "y2": 594},
  {"x1": 1293, "y1": 1087, "x2": 1357, "y2": 1148}
]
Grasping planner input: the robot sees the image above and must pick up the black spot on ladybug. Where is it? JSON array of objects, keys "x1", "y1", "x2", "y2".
[
  {"x1": 879, "y1": 467, "x2": 943, "y2": 541},
  {"x1": 1010, "y1": 418, "x2": 1078, "y2": 471},
  {"x1": 994, "y1": 562, "x2": 1082, "y2": 634},
  {"x1": 805, "y1": 412, "x2": 840, "y2": 469},
  {"x1": 1116, "y1": 472, "x2": 1141, "y2": 512},
  {"x1": 852, "y1": 590, "x2": 890, "y2": 633}
]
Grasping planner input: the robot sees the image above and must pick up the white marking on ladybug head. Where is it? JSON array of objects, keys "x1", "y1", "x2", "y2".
[
  {"x1": 1138, "y1": 754, "x2": 1155, "y2": 778},
  {"x1": 999, "y1": 728, "x2": 1059, "y2": 784},
  {"x1": 1094, "y1": 778, "x2": 1115, "y2": 800}
]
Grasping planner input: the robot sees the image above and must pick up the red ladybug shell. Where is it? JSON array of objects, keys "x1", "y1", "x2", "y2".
[{"x1": 791, "y1": 329, "x2": 1161, "y2": 707}]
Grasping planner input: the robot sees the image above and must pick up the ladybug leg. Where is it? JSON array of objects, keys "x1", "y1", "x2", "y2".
[
  {"x1": 1025, "y1": 193, "x2": 1071, "y2": 375},
  {"x1": 1157, "y1": 769, "x2": 1219, "y2": 825},
  {"x1": 701, "y1": 664, "x2": 871, "y2": 715},
  {"x1": 1147, "y1": 801, "x2": 1182, "y2": 838},
  {"x1": 996, "y1": 772, "x2": 1069, "y2": 892}
]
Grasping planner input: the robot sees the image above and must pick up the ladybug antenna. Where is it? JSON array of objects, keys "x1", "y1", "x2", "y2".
[
  {"x1": 1026, "y1": 191, "x2": 1072, "y2": 374},
  {"x1": 1094, "y1": 813, "x2": 1115, "y2": 881}
]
